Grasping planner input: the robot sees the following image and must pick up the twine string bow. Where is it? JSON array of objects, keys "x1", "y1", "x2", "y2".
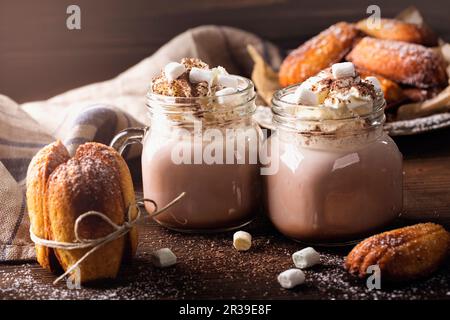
[{"x1": 29, "y1": 192, "x2": 185, "y2": 285}]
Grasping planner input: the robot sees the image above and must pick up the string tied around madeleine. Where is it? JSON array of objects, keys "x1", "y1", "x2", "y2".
[{"x1": 29, "y1": 192, "x2": 185, "y2": 285}]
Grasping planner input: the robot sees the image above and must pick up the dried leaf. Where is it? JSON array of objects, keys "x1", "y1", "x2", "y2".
[{"x1": 247, "y1": 45, "x2": 280, "y2": 105}]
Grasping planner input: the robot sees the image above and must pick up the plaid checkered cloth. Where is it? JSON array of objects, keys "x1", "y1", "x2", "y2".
[{"x1": 0, "y1": 26, "x2": 281, "y2": 261}]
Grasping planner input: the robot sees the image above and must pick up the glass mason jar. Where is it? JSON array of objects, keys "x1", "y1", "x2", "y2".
[
  {"x1": 264, "y1": 85, "x2": 403, "y2": 244},
  {"x1": 111, "y1": 77, "x2": 262, "y2": 232}
]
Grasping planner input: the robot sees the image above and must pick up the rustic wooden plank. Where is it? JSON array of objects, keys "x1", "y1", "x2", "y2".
[
  {"x1": 394, "y1": 128, "x2": 450, "y2": 225},
  {"x1": 403, "y1": 156, "x2": 450, "y2": 223}
]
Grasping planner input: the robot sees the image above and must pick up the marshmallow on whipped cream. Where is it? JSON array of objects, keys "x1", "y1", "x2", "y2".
[
  {"x1": 151, "y1": 58, "x2": 240, "y2": 98},
  {"x1": 284, "y1": 62, "x2": 383, "y2": 117}
]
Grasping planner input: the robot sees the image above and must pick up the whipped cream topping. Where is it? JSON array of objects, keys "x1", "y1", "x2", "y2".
[
  {"x1": 151, "y1": 58, "x2": 242, "y2": 98},
  {"x1": 282, "y1": 62, "x2": 383, "y2": 120},
  {"x1": 150, "y1": 58, "x2": 255, "y2": 126}
]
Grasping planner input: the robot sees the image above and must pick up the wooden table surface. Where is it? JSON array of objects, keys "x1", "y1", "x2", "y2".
[{"x1": 0, "y1": 127, "x2": 449, "y2": 300}]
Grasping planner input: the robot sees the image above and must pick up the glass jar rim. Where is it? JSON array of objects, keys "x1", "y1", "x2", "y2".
[{"x1": 145, "y1": 76, "x2": 256, "y2": 126}]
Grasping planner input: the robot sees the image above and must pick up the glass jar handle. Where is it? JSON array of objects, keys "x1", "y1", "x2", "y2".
[{"x1": 110, "y1": 127, "x2": 148, "y2": 155}]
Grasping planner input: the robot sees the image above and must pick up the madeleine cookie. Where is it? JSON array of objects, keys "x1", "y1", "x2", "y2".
[
  {"x1": 27, "y1": 141, "x2": 138, "y2": 283},
  {"x1": 347, "y1": 37, "x2": 448, "y2": 88},
  {"x1": 279, "y1": 22, "x2": 358, "y2": 87},
  {"x1": 345, "y1": 223, "x2": 450, "y2": 281},
  {"x1": 356, "y1": 18, "x2": 438, "y2": 46}
]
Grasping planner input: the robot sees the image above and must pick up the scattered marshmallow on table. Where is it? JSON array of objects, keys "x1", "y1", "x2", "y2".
[
  {"x1": 150, "y1": 248, "x2": 177, "y2": 268},
  {"x1": 331, "y1": 62, "x2": 355, "y2": 79},
  {"x1": 277, "y1": 269, "x2": 305, "y2": 289},
  {"x1": 292, "y1": 247, "x2": 320, "y2": 269},
  {"x1": 164, "y1": 62, "x2": 186, "y2": 82},
  {"x1": 189, "y1": 67, "x2": 213, "y2": 85},
  {"x1": 233, "y1": 230, "x2": 252, "y2": 251}
]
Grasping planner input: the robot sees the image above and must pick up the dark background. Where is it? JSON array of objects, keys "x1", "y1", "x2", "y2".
[{"x1": 1, "y1": 0, "x2": 449, "y2": 103}]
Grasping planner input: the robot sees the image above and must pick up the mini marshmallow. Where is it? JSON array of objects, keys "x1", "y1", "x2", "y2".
[
  {"x1": 293, "y1": 77, "x2": 328, "y2": 106},
  {"x1": 151, "y1": 248, "x2": 177, "y2": 268},
  {"x1": 233, "y1": 230, "x2": 252, "y2": 251},
  {"x1": 292, "y1": 247, "x2": 320, "y2": 269},
  {"x1": 217, "y1": 74, "x2": 239, "y2": 89},
  {"x1": 189, "y1": 67, "x2": 213, "y2": 85},
  {"x1": 215, "y1": 66, "x2": 229, "y2": 75},
  {"x1": 277, "y1": 269, "x2": 305, "y2": 289},
  {"x1": 294, "y1": 84, "x2": 317, "y2": 105},
  {"x1": 164, "y1": 62, "x2": 186, "y2": 82},
  {"x1": 365, "y1": 76, "x2": 382, "y2": 92},
  {"x1": 331, "y1": 62, "x2": 355, "y2": 79}
]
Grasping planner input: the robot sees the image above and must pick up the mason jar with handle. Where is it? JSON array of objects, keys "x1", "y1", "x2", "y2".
[{"x1": 111, "y1": 76, "x2": 262, "y2": 232}]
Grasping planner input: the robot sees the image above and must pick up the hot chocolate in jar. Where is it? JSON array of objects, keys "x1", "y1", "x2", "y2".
[
  {"x1": 264, "y1": 62, "x2": 403, "y2": 244},
  {"x1": 112, "y1": 58, "x2": 262, "y2": 232}
]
